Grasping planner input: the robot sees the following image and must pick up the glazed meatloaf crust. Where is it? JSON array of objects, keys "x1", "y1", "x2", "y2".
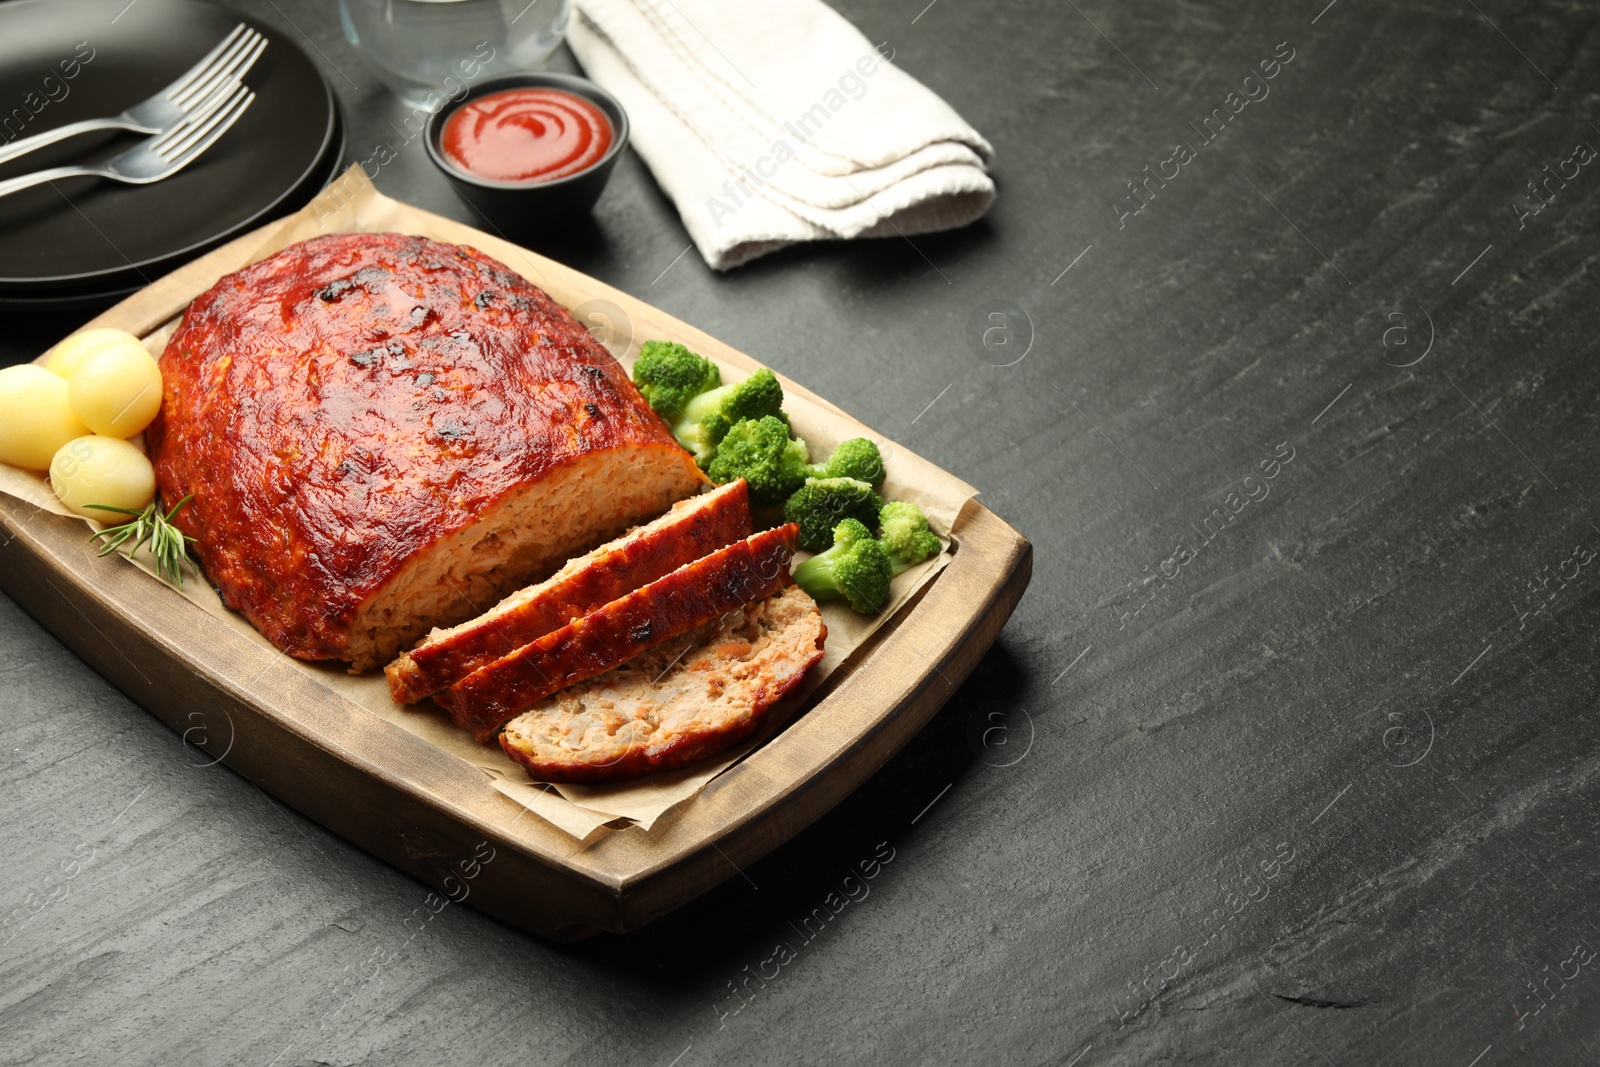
[
  {"x1": 147, "y1": 232, "x2": 705, "y2": 670},
  {"x1": 385, "y1": 478, "x2": 752, "y2": 704},
  {"x1": 499, "y1": 585, "x2": 826, "y2": 782},
  {"x1": 440, "y1": 523, "x2": 800, "y2": 741}
]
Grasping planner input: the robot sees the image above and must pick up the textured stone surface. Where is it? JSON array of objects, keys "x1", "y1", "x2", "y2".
[{"x1": 4, "y1": 0, "x2": 1599, "y2": 1063}]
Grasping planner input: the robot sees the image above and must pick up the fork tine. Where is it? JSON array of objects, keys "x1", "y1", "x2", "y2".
[
  {"x1": 168, "y1": 30, "x2": 252, "y2": 108},
  {"x1": 174, "y1": 33, "x2": 266, "y2": 111},
  {"x1": 165, "y1": 90, "x2": 255, "y2": 172},
  {"x1": 162, "y1": 24, "x2": 247, "y2": 105},
  {"x1": 155, "y1": 83, "x2": 247, "y2": 159},
  {"x1": 162, "y1": 89, "x2": 254, "y2": 168},
  {"x1": 149, "y1": 81, "x2": 244, "y2": 156}
]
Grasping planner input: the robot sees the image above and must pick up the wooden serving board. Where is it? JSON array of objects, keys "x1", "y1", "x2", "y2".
[{"x1": 0, "y1": 203, "x2": 1031, "y2": 940}]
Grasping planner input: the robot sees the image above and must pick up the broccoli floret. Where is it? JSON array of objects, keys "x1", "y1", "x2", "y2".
[
  {"x1": 784, "y1": 477, "x2": 883, "y2": 553},
  {"x1": 674, "y1": 368, "x2": 787, "y2": 465},
  {"x1": 631, "y1": 341, "x2": 722, "y2": 417},
  {"x1": 792, "y1": 518, "x2": 892, "y2": 614},
  {"x1": 705, "y1": 415, "x2": 810, "y2": 505},
  {"x1": 878, "y1": 500, "x2": 942, "y2": 574},
  {"x1": 806, "y1": 437, "x2": 885, "y2": 486}
]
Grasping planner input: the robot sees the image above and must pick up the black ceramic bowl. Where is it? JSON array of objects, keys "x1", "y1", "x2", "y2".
[{"x1": 425, "y1": 73, "x2": 629, "y2": 235}]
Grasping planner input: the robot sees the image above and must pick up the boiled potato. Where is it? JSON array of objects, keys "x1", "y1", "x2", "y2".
[
  {"x1": 0, "y1": 364, "x2": 92, "y2": 470},
  {"x1": 44, "y1": 328, "x2": 144, "y2": 381},
  {"x1": 67, "y1": 339, "x2": 163, "y2": 437},
  {"x1": 49, "y1": 436, "x2": 155, "y2": 518}
]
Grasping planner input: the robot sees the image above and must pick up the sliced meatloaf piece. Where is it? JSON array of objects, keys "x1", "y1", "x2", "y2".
[
  {"x1": 385, "y1": 479, "x2": 752, "y2": 704},
  {"x1": 440, "y1": 524, "x2": 799, "y2": 741},
  {"x1": 499, "y1": 585, "x2": 825, "y2": 782},
  {"x1": 147, "y1": 232, "x2": 705, "y2": 671}
]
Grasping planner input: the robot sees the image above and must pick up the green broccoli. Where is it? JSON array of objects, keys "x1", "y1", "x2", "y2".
[
  {"x1": 674, "y1": 368, "x2": 787, "y2": 465},
  {"x1": 805, "y1": 437, "x2": 885, "y2": 486},
  {"x1": 877, "y1": 500, "x2": 942, "y2": 573},
  {"x1": 792, "y1": 518, "x2": 892, "y2": 614},
  {"x1": 705, "y1": 415, "x2": 810, "y2": 505},
  {"x1": 783, "y1": 477, "x2": 883, "y2": 553},
  {"x1": 631, "y1": 341, "x2": 722, "y2": 417}
]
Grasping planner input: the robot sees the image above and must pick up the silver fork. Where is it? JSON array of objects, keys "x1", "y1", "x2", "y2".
[
  {"x1": 0, "y1": 24, "x2": 266, "y2": 167},
  {"x1": 0, "y1": 81, "x2": 255, "y2": 200}
]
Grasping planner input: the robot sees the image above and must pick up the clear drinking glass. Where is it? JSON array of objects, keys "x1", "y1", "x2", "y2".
[{"x1": 339, "y1": 0, "x2": 573, "y2": 110}]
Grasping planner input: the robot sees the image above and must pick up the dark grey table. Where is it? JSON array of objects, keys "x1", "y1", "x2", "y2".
[{"x1": 5, "y1": 0, "x2": 1598, "y2": 1063}]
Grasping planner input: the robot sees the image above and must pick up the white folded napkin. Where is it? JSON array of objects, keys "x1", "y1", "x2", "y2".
[{"x1": 568, "y1": 0, "x2": 995, "y2": 269}]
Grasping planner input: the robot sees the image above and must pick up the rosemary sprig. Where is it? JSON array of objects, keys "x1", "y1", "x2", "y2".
[{"x1": 84, "y1": 494, "x2": 197, "y2": 587}]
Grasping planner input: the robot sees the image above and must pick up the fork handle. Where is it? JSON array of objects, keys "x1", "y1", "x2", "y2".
[
  {"x1": 0, "y1": 165, "x2": 100, "y2": 200},
  {"x1": 0, "y1": 117, "x2": 156, "y2": 167}
]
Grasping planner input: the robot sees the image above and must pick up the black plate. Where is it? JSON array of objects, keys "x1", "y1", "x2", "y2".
[
  {"x1": 0, "y1": 0, "x2": 341, "y2": 297},
  {"x1": 0, "y1": 105, "x2": 344, "y2": 311},
  {"x1": 0, "y1": 116, "x2": 344, "y2": 311}
]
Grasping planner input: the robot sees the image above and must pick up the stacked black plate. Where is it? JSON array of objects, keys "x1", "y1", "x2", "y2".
[{"x1": 0, "y1": 0, "x2": 344, "y2": 310}]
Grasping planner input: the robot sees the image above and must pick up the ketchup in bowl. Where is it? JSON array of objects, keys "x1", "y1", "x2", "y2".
[{"x1": 441, "y1": 88, "x2": 614, "y2": 184}]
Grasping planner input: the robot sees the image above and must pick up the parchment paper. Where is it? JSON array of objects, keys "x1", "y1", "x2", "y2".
[{"x1": 0, "y1": 167, "x2": 976, "y2": 840}]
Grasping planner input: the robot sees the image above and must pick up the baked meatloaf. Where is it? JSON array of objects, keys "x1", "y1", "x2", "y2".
[
  {"x1": 147, "y1": 232, "x2": 704, "y2": 670},
  {"x1": 439, "y1": 523, "x2": 800, "y2": 741},
  {"x1": 385, "y1": 478, "x2": 752, "y2": 704},
  {"x1": 499, "y1": 585, "x2": 826, "y2": 782}
]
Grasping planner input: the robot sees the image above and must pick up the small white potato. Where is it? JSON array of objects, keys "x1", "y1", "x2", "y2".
[
  {"x1": 44, "y1": 328, "x2": 145, "y2": 381},
  {"x1": 49, "y1": 436, "x2": 156, "y2": 518},
  {"x1": 0, "y1": 364, "x2": 92, "y2": 470},
  {"x1": 67, "y1": 339, "x2": 163, "y2": 437}
]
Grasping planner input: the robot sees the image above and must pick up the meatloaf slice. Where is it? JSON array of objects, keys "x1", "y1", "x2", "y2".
[
  {"x1": 146, "y1": 232, "x2": 705, "y2": 671},
  {"x1": 499, "y1": 585, "x2": 826, "y2": 782},
  {"x1": 385, "y1": 479, "x2": 752, "y2": 704},
  {"x1": 440, "y1": 524, "x2": 799, "y2": 741}
]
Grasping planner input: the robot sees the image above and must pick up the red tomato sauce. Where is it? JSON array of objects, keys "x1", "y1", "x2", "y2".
[{"x1": 441, "y1": 88, "x2": 613, "y2": 183}]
